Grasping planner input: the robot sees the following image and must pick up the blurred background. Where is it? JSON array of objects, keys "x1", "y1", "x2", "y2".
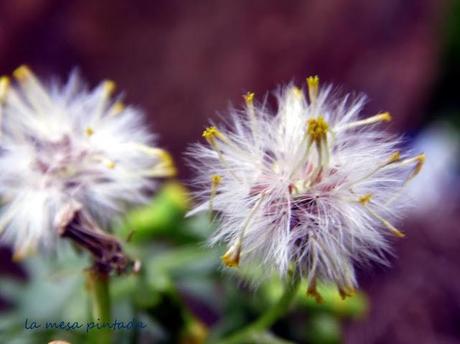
[{"x1": 0, "y1": 0, "x2": 459, "y2": 343}]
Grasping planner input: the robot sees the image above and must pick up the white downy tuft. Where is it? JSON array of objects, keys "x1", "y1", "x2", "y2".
[
  {"x1": 187, "y1": 77, "x2": 424, "y2": 299},
  {"x1": 0, "y1": 66, "x2": 175, "y2": 258}
]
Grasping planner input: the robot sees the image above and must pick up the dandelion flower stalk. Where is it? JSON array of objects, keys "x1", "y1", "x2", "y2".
[
  {"x1": 188, "y1": 76, "x2": 424, "y2": 308},
  {"x1": 0, "y1": 66, "x2": 175, "y2": 331}
]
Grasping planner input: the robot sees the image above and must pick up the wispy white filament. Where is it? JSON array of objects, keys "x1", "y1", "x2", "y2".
[
  {"x1": 0, "y1": 66, "x2": 175, "y2": 257},
  {"x1": 187, "y1": 78, "x2": 424, "y2": 298}
]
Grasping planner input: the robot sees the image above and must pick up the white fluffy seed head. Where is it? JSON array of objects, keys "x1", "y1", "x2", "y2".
[
  {"x1": 0, "y1": 66, "x2": 175, "y2": 257},
  {"x1": 187, "y1": 78, "x2": 424, "y2": 297}
]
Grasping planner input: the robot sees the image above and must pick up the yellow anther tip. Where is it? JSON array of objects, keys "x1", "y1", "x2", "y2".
[
  {"x1": 394, "y1": 230, "x2": 406, "y2": 238},
  {"x1": 0, "y1": 76, "x2": 10, "y2": 101},
  {"x1": 307, "y1": 116, "x2": 329, "y2": 141},
  {"x1": 379, "y1": 112, "x2": 392, "y2": 122},
  {"x1": 243, "y1": 91, "x2": 255, "y2": 105},
  {"x1": 388, "y1": 151, "x2": 401, "y2": 163},
  {"x1": 291, "y1": 86, "x2": 303, "y2": 98},
  {"x1": 111, "y1": 101, "x2": 125, "y2": 115},
  {"x1": 103, "y1": 80, "x2": 116, "y2": 95},
  {"x1": 307, "y1": 286, "x2": 324, "y2": 304},
  {"x1": 0, "y1": 76, "x2": 10, "y2": 85},
  {"x1": 211, "y1": 175, "x2": 222, "y2": 185},
  {"x1": 202, "y1": 126, "x2": 220, "y2": 141},
  {"x1": 358, "y1": 193, "x2": 372, "y2": 205},
  {"x1": 306, "y1": 75, "x2": 319, "y2": 84},
  {"x1": 222, "y1": 251, "x2": 239, "y2": 268},
  {"x1": 338, "y1": 286, "x2": 356, "y2": 300},
  {"x1": 105, "y1": 161, "x2": 116, "y2": 169},
  {"x1": 85, "y1": 127, "x2": 94, "y2": 137},
  {"x1": 13, "y1": 65, "x2": 32, "y2": 81}
]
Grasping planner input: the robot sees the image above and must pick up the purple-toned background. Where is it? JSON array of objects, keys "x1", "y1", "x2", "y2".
[{"x1": 1, "y1": 1, "x2": 459, "y2": 343}]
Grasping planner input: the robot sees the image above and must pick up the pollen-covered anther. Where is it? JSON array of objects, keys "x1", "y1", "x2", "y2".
[
  {"x1": 0, "y1": 76, "x2": 10, "y2": 102},
  {"x1": 306, "y1": 75, "x2": 319, "y2": 104},
  {"x1": 307, "y1": 116, "x2": 329, "y2": 142},
  {"x1": 109, "y1": 101, "x2": 125, "y2": 116},
  {"x1": 412, "y1": 153, "x2": 426, "y2": 177},
  {"x1": 376, "y1": 112, "x2": 392, "y2": 122},
  {"x1": 85, "y1": 127, "x2": 95, "y2": 137},
  {"x1": 243, "y1": 91, "x2": 255, "y2": 106},
  {"x1": 338, "y1": 285, "x2": 356, "y2": 300},
  {"x1": 388, "y1": 151, "x2": 401, "y2": 164},
  {"x1": 291, "y1": 86, "x2": 303, "y2": 98},
  {"x1": 361, "y1": 201, "x2": 406, "y2": 238},
  {"x1": 102, "y1": 80, "x2": 116, "y2": 97},
  {"x1": 222, "y1": 242, "x2": 241, "y2": 268},
  {"x1": 337, "y1": 111, "x2": 392, "y2": 132},
  {"x1": 105, "y1": 159, "x2": 116, "y2": 169},
  {"x1": 306, "y1": 278, "x2": 324, "y2": 304},
  {"x1": 12, "y1": 65, "x2": 33, "y2": 82},
  {"x1": 209, "y1": 174, "x2": 222, "y2": 214},
  {"x1": 211, "y1": 174, "x2": 222, "y2": 187},
  {"x1": 358, "y1": 193, "x2": 372, "y2": 205},
  {"x1": 202, "y1": 126, "x2": 223, "y2": 144}
]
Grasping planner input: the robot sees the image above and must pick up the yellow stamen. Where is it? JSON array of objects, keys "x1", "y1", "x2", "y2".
[
  {"x1": 338, "y1": 285, "x2": 355, "y2": 300},
  {"x1": 306, "y1": 75, "x2": 319, "y2": 104},
  {"x1": 345, "y1": 151, "x2": 405, "y2": 190},
  {"x1": 0, "y1": 76, "x2": 10, "y2": 139},
  {"x1": 222, "y1": 193, "x2": 265, "y2": 268},
  {"x1": 358, "y1": 193, "x2": 372, "y2": 205},
  {"x1": 102, "y1": 80, "x2": 116, "y2": 97},
  {"x1": 243, "y1": 91, "x2": 255, "y2": 106},
  {"x1": 13, "y1": 65, "x2": 32, "y2": 81},
  {"x1": 291, "y1": 86, "x2": 303, "y2": 98},
  {"x1": 109, "y1": 101, "x2": 125, "y2": 116},
  {"x1": 12, "y1": 65, "x2": 53, "y2": 113},
  {"x1": 307, "y1": 116, "x2": 329, "y2": 143},
  {"x1": 388, "y1": 151, "x2": 401, "y2": 164},
  {"x1": 410, "y1": 153, "x2": 425, "y2": 179},
  {"x1": 222, "y1": 242, "x2": 241, "y2": 268},
  {"x1": 243, "y1": 91, "x2": 261, "y2": 143},
  {"x1": 202, "y1": 126, "x2": 243, "y2": 181},
  {"x1": 306, "y1": 116, "x2": 330, "y2": 178},
  {"x1": 202, "y1": 126, "x2": 223, "y2": 144},
  {"x1": 307, "y1": 278, "x2": 323, "y2": 304},
  {"x1": 209, "y1": 174, "x2": 222, "y2": 215},
  {"x1": 105, "y1": 160, "x2": 116, "y2": 169},
  {"x1": 336, "y1": 112, "x2": 392, "y2": 131},
  {"x1": 384, "y1": 153, "x2": 425, "y2": 206},
  {"x1": 211, "y1": 174, "x2": 222, "y2": 186},
  {"x1": 0, "y1": 76, "x2": 10, "y2": 102},
  {"x1": 85, "y1": 127, "x2": 94, "y2": 137},
  {"x1": 363, "y1": 205, "x2": 405, "y2": 238}
]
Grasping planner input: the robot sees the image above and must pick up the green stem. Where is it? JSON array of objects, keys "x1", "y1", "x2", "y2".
[
  {"x1": 87, "y1": 268, "x2": 112, "y2": 344},
  {"x1": 217, "y1": 274, "x2": 301, "y2": 344}
]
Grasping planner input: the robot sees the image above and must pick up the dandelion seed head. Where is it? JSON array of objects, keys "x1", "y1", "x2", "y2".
[
  {"x1": 0, "y1": 66, "x2": 175, "y2": 256},
  {"x1": 187, "y1": 77, "x2": 424, "y2": 298}
]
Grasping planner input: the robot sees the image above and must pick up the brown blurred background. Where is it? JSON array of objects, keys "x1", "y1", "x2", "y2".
[{"x1": 1, "y1": 0, "x2": 459, "y2": 343}]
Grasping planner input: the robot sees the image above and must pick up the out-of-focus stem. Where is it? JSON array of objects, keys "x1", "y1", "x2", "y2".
[
  {"x1": 216, "y1": 274, "x2": 300, "y2": 344},
  {"x1": 86, "y1": 268, "x2": 111, "y2": 344}
]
